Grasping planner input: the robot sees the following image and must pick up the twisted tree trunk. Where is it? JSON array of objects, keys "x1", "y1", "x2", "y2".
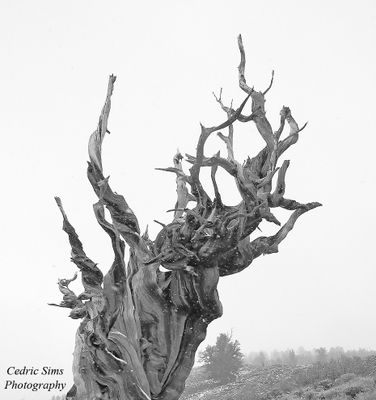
[{"x1": 50, "y1": 35, "x2": 320, "y2": 400}]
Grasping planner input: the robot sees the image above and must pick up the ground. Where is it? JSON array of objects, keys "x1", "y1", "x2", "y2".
[{"x1": 181, "y1": 356, "x2": 376, "y2": 400}]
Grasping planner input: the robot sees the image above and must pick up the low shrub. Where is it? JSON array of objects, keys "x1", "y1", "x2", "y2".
[
  {"x1": 334, "y1": 373, "x2": 357, "y2": 385},
  {"x1": 355, "y1": 389, "x2": 376, "y2": 400}
]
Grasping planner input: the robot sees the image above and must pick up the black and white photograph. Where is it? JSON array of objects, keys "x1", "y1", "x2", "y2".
[{"x1": 1, "y1": 1, "x2": 375, "y2": 399}]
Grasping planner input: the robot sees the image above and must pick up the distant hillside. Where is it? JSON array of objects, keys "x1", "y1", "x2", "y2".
[{"x1": 181, "y1": 356, "x2": 376, "y2": 400}]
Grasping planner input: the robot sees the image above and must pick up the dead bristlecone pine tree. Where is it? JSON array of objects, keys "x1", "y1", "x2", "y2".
[{"x1": 50, "y1": 35, "x2": 321, "y2": 400}]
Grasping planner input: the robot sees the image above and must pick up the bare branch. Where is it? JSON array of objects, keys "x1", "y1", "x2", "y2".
[
  {"x1": 185, "y1": 153, "x2": 237, "y2": 176},
  {"x1": 172, "y1": 150, "x2": 195, "y2": 221},
  {"x1": 212, "y1": 90, "x2": 237, "y2": 162},
  {"x1": 48, "y1": 272, "x2": 85, "y2": 317},
  {"x1": 212, "y1": 94, "x2": 254, "y2": 123},
  {"x1": 276, "y1": 107, "x2": 308, "y2": 157},
  {"x1": 155, "y1": 167, "x2": 190, "y2": 182},
  {"x1": 54, "y1": 196, "x2": 103, "y2": 291},
  {"x1": 263, "y1": 70, "x2": 275, "y2": 95},
  {"x1": 275, "y1": 106, "x2": 288, "y2": 140},
  {"x1": 210, "y1": 152, "x2": 223, "y2": 208},
  {"x1": 87, "y1": 165, "x2": 141, "y2": 245},
  {"x1": 276, "y1": 121, "x2": 308, "y2": 159},
  {"x1": 166, "y1": 208, "x2": 189, "y2": 213},
  {"x1": 88, "y1": 74, "x2": 116, "y2": 172},
  {"x1": 217, "y1": 132, "x2": 235, "y2": 162},
  {"x1": 189, "y1": 93, "x2": 251, "y2": 182},
  {"x1": 86, "y1": 76, "x2": 141, "y2": 247},
  {"x1": 154, "y1": 220, "x2": 167, "y2": 228},
  {"x1": 265, "y1": 202, "x2": 322, "y2": 254},
  {"x1": 207, "y1": 93, "x2": 251, "y2": 133},
  {"x1": 237, "y1": 34, "x2": 253, "y2": 94},
  {"x1": 278, "y1": 198, "x2": 322, "y2": 211},
  {"x1": 92, "y1": 202, "x2": 126, "y2": 280},
  {"x1": 218, "y1": 202, "x2": 321, "y2": 276},
  {"x1": 256, "y1": 167, "x2": 280, "y2": 189},
  {"x1": 270, "y1": 160, "x2": 290, "y2": 206}
]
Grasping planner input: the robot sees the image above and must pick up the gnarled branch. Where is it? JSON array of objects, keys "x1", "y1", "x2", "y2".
[{"x1": 52, "y1": 37, "x2": 321, "y2": 400}]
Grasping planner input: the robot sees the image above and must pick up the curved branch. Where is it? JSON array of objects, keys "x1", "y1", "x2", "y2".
[
  {"x1": 87, "y1": 75, "x2": 141, "y2": 247},
  {"x1": 54, "y1": 197, "x2": 103, "y2": 291},
  {"x1": 263, "y1": 70, "x2": 275, "y2": 95},
  {"x1": 48, "y1": 273, "x2": 87, "y2": 319},
  {"x1": 92, "y1": 202, "x2": 128, "y2": 325},
  {"x1": 88, "y1": 74, "x2": 116, "y2": 171},
  {"x1": 218, "y1": 201, "x2": 322, "y2": 276},
  {"x1": 277, "y1": 107, "x2": 308, "y2": 157},
  {"x1": 189, "y1": 93, "x2": 251, "y2": 182},
  {"x1": 270, "y1": 160, "x2": 290, "y2": 206},
  {"x1": 237, "y1": 34, "x2": 253, "y2": 95},
  {"x1": 185, "y1": 153, "x2": 237, "y2": 176}
]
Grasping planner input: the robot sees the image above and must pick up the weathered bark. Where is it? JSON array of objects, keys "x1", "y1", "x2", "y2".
[{"x1": 51, "y1": 36, "x2": 321, "y2": 400}]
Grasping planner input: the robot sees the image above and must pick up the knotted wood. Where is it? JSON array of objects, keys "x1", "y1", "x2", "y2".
[{"x1": 52, "y1": 37, "x2": 320, "y2": 400}]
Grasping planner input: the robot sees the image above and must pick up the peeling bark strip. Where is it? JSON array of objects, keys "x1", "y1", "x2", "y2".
[{"x1": 51, "y1": 37, "x2": 321, "y2": 400}]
